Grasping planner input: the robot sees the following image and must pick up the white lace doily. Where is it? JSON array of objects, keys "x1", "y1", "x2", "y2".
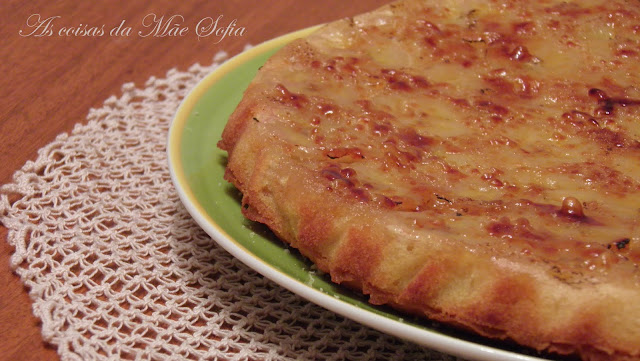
[{"x1": 0, "y1": 50, "x2": 463, "y2": 361}]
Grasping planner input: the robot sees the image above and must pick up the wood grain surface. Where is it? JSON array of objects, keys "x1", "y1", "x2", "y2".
[{"x1": 0, "y1": 1, "x2": 390, "y2": 360}]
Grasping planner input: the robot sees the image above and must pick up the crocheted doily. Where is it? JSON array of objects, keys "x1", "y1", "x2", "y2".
[{"x1": 0, "y1": 50, "x2": 463, "y2": 361}]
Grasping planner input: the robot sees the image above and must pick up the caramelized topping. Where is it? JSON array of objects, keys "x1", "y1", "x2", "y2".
[
  {"x1": 274, "y1": 84, "x2": 307, "y2": 108},
  {"x1": 260, "y1": 0, "x2": 640, "y2": 278},
  {"x1": 589, "y1": 88, "x2": 640, "y2": 116},
  {"x1": 608, "y1": 238, "x2": 631, "y2": 250},
  {"x1": 559, "y1": 197, "x2": 585, "y2": 218}
]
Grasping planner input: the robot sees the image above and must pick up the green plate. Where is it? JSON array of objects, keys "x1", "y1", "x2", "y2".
[{"x1": 167, "y1": 27, "x2": 549, "y2": 361}]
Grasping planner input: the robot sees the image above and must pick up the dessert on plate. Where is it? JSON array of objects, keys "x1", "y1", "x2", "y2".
[{"x1": 218, "y1": 1, "x2": 640, "y2": 360}]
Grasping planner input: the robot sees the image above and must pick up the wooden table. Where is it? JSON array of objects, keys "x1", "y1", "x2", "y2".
[{"x1": 0, "y1": 1, "x2": 390, "y2": 359}]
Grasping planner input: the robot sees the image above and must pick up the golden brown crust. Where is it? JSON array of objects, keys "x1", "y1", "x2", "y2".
[{"x1": 218, "y1": 0, "x2": 640, "y2": 360}]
